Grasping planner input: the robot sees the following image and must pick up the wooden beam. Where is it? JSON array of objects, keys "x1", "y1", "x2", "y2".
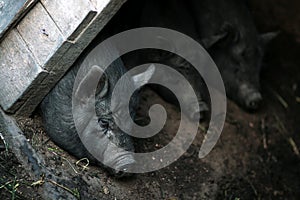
[{"x1": 0, "y1": 0, "x2": 127, "y2": 116}]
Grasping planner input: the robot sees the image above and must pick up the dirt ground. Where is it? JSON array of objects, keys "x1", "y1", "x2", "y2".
[{"x1": 0, "y1": 1, "x2": 300, "y2": 199}]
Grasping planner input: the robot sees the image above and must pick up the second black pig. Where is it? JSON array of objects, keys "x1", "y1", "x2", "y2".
[{"x1": 187, "y1": 0, "x2": 277, "y2": 110}]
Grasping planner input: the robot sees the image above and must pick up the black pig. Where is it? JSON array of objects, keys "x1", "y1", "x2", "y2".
[
  {"x1": 187, "y1": 0, "x2": 277, "y2": 110},
  {"x1": 40, "y1": 40, "x2": 154, "y2": 177}
]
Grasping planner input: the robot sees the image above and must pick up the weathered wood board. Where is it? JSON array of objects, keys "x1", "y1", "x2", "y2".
[
  {"x1": 0, "y1": 0, "x2": 38, "y2": 41},
  {"x1": 0, "y1": 29, "x2": 45, "y2": 111},
  {"x1": 0, "y1": 0, "x2": 127, "y2": 116}
]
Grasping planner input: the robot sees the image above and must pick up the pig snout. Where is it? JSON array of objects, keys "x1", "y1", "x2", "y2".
[
  {"x1": 245, "y1": 92, "x2": 262, "y2": 110},
  {"x1": 103, "y1": 142, "x2": 135, "y2": 177},
  {"x1": 238, "y1": 84, "x2": 262, "y2": 110}
]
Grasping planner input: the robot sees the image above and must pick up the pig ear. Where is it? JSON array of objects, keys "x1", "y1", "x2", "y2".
[
  {"x1": 201, "y1": 23, "x2": 234, "y2": 49},
  {"x1": 260, "y1": 31, "x2": 280, "y2": 46},
  {"x1": 132, "y1": 64, "x2": 155, "y2": 89},
  {"x1": 201, "y1": 32, "x2": 228, "y2": 49},
  {"x1": 201, "y1": 32, "x2": 227, "y2": 49},
  {"x1": 75, "y1": 65, "x2": 108, "y2": 102}
]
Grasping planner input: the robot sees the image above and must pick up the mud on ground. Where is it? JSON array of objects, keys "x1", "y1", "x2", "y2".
[{"x1": 1, "y1": 1, "x2": 300, "y2": 199}]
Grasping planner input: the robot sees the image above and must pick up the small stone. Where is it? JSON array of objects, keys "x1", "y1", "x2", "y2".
[
  {"x1": 103, "y1": 186, "x2": 109, "y2": 195},
  {"x1": 249, "y1": 122, "x2": 254, "y2": 128}
]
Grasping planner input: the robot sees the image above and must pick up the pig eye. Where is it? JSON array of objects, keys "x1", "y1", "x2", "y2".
[{"x1": 99, "y1": 119, "x2": 109, "y2": 130}]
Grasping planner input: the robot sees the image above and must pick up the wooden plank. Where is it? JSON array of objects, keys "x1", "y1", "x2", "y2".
[
  {"x1": 13, "y1": 2, "x2": 73, "y2": 115},
  {"x1": 41, "y1": 0, "x2": 97, "y2": 41},
  {"x1": 0, "y1": 2, "x2": 72, "y2": 113},
  {"x1": 0, "y1": 29, "x2": 44, "y2": 112},
  {"x1": 16, "y1": 0, "x2": 127, "y2": 116},
  {"x1": 14, "y1": 0, "x2": 98, "y2": 115},
  {"x1": 0, "y1": 0, "x2": 38, "y2": 41},
  {"x1": 17, "y1": 2, "x2": 69, "y2": 68},
  {"x1": 0, "y1": 0, "x2": 127, "y2": 116}
]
